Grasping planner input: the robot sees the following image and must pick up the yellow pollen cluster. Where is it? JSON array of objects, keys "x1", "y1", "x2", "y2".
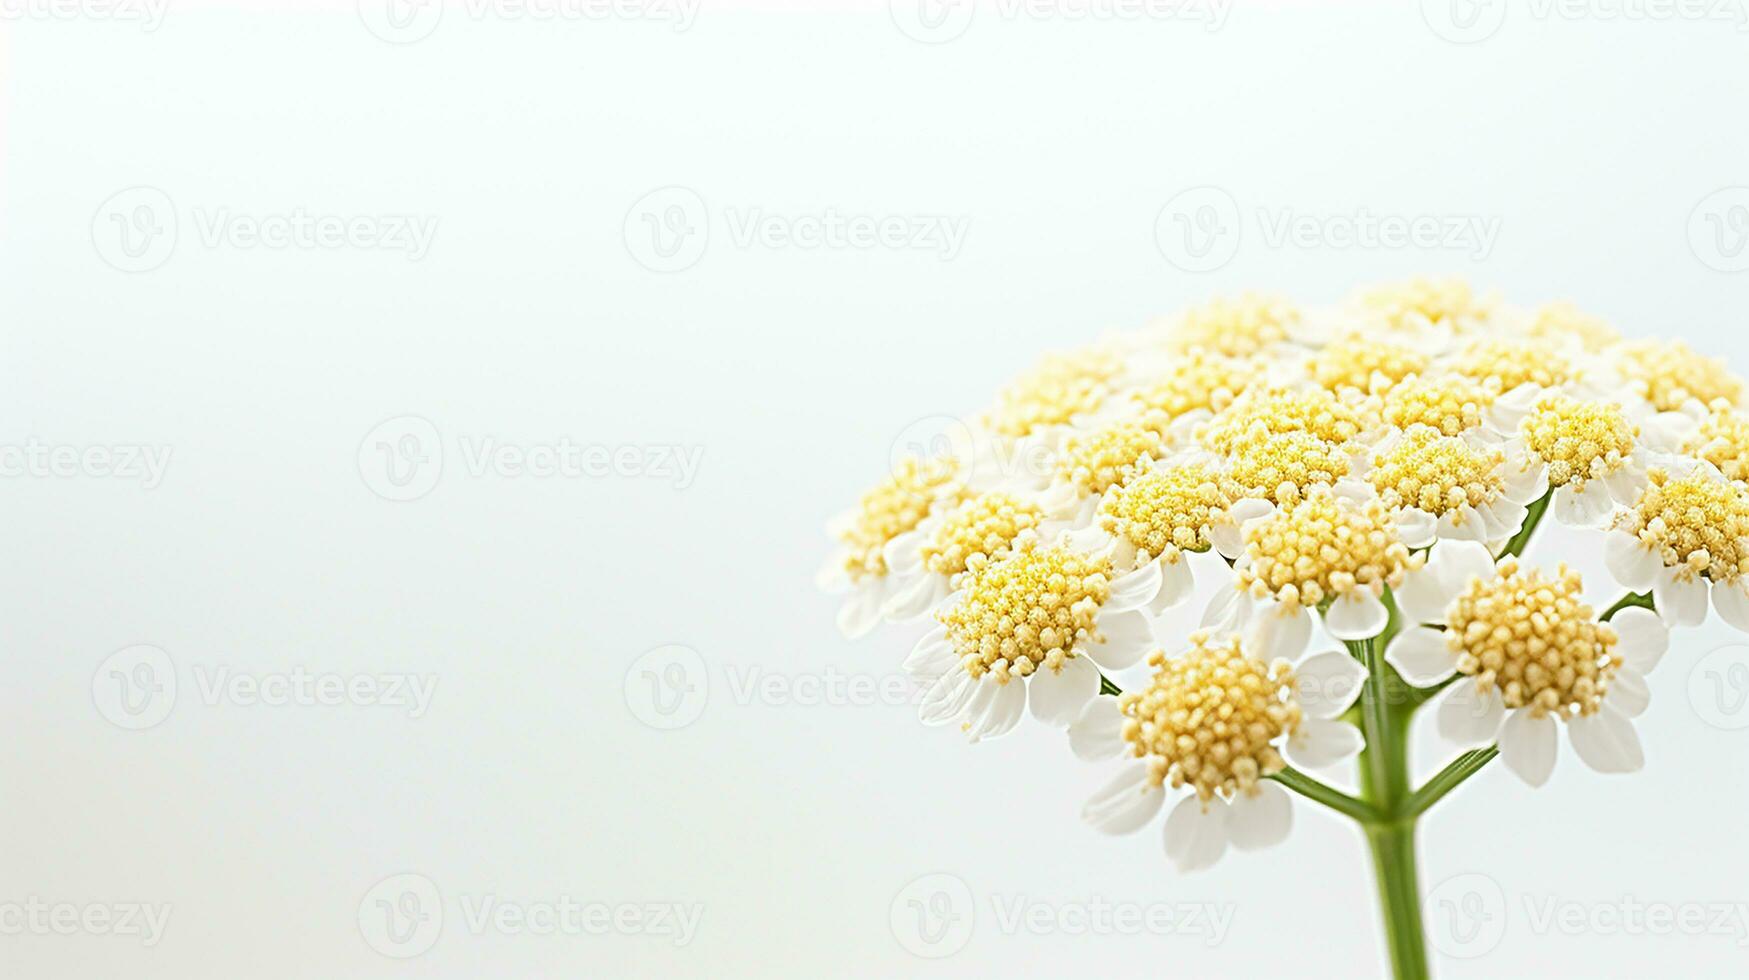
[
  {"x1": 1238, "y1": 489, "x2": 1416, "y2": 606},
  {"x1": 1451, "y1": 338, "x2": 1572, "y2": 393},
  {"x1": 1054, "y1": 420, "x2": 1167, "y2": 497},
  {"x1": 1619, "y1": 340, "x2": 1744, "y2": 412},
  {"x1": 1098, "y1": 463, "x2": 1231, "y2": 561},
  {"x1": 1369, "y1": 427, "x2": 1505, "y2": 518},
  {"x1": 1129, "y1": 350, "x2": 1257, "y2": 423},
  {"x1": 1520, "y1": 395, "x2": 1635, "y2": 488},
  {"x1": 1202, "y1": 387, "x2": 1365, "y2": 456},
  {"x1": 840, "y1": 457, "x2": 967, "y2": 580},
  {"x1": 987, "y1": 348, "x2": 1123, "y2": 438},
  {"x1": 1119, "y1": 633, "x2": 1299, "y2": 802},
  {"x1": 1219, "y1": 430, "x2": 1352, "y2": 506},
  {"x1": 1614, "y1": 468, "x2": 1749, "y2": 582},
  {"x1": 1526, "y1": 301, "x2": 1620, "y2": 351},
  {"x1": 1169, "y1": 294, "x2": 1297, "y2": 358},
  {"x1": 1443, "y1": 558, "x2": 1621, "y2": 719},
  {"x1": 1355, "y1": 277, "x2": 1489, "y2": 333},
  {"x1": 1307, "y1": 332, "x2": 1429, "y2": 395},
  {"x1": 1683, "y1": 400, "x2": 1749, "y2": 482},
  {"x1": 1380, "y1": 375, "x2": 1496, "y2": 436},
  {"x1": 938, "y1": 537, "x2": 1113, "y2": 682},
  {"x1": 921, "y1": 493, "x2": 1045, "y2": 578}
]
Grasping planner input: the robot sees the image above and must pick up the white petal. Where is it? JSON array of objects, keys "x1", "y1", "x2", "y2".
[
  {"x1": 1384, "y1": 626, "x2": 1458, "y2": 687},
  {"x1": 1225, "y1": 782, "x2": 1292, "y2": 852},
  {"x1": 1394, "y1": 564, "x2": 1455, "y2": 625},
  {"x1": 1497, "y1": 710, "x2": 1557, "y2": 787},
  {"x1": 1653, "y1": 570, "x2": 1708, "y2": 627},
  {"x1": 962, "y1": 677, "x2": 1026, "y2": 742},
  {"x1": 1322, "y1": 590, "x2": 1389, "y2": 641},
  {"x1": 1481, "y1": 499, "x2": 1528, "y2": 539},
  {"x1": 1106, "y1": 560, "x2": 1163, "y2": 613},
  {"x1": 918, "y1": 669, "x2": 976, "y2": 726},
  {"x1": 1605, "y1": 532, "x2": 1662, "y2": 592},
  {"x1": 1089, "y1": 610, "x2": 1154, "y2": 670},
  {"x1": 1082, "y1": 763, "x2": 1165, "y2": 834},
  {"x1": 1610, "y1": 606, "x2": 1668, "y2": 674},
  {"x1": 1436, "y1": 505, "x2": 1490, "y2": 542},
  {"x1": 882, "y1": 572, "x2": 944, "y2": 621},
  {"x1": 1503, "y1": 461, "x2": 1550, "y2": 505},
  {"x1": 1164, "y1": 795, "x2": 1229, "y2": 872},
  {"x1": 1201, "y1": 584, "x2": 1246, "y2": 631},
  {"x1": 1248, "y1": 602, "x2": 1313, "y2": 662},
  {"x1": 1028, "y1": 654, "x2": 1099, "y2": 727},
  {"x1": 1393, "y1": 508, "x2": 1438, "y2": 548},
  {"x1": 1712, "y1": 579, "x2": 1749, "y2": 633},
  {"x1": 1553, "y1": 481, "x2": 1613, "y2": 528},
  {"x1": 815, "y1": 549, "x2": 851, "y2": 593},
  {"x1": 1229, "y1": 497, "x2": 1274, "y2": 528},
  {"x1": 1207, "y1": 523, "x2": 1243, "y2": 560},
  {"x1": 1607, "y1": 668, "x2": 1650, "y2": 718},
  {"x1": 883, "y1": 530, "x2": 924, "y2": 576},
  {"x1": 1434, "y1": 540, "x2": 1497, "y2": 597},
  {"x1": 1149, "y1": 555, "x2": 1196, "y2": 614},
  {"x1": 1433, "y1": 681, "x2": 1505, "y2": 748},
  {"x1": 836, "y1": 579, "x2": 888, "y2": 639},
  {"x1": 1603, "y1": 466, "x2": 1646, "y2": 505},
  {"x1": 1295, "y1": 649, "x2": 1366, "y2": 719},
  {"x1": 1568, "y1": 703, "x2": 1644, "y2": 774},
  {"x1": 1287, "y1": 718, "x2": 1364, "y2": 769},
  {"x1": 904, "y1": 626, "x2": 957, "y2": 682},
  {"x1": 1068, "y1": 696, "x2": 1126, "y2": 761}
]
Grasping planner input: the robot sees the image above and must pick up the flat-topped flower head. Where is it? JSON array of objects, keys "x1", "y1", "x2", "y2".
[
  {"x1": 878, "y1": 491, "x2": 1047, "y2": 623},
  {"x1": 1681, "y1": 399, "x2": 1749, "y2": 482},
  {"x1": 1605, "y1": 466, "x2": 1749, "y2": 628},
  {"x1": 986, "y1": 347, "x2": 1124, "y2": 438},
  {"x1": 904, "y1": 532, "x2": 1159, "y2": 739},
  {"x1": 1217, "y1": 429, "x2": 1353, "y2": 507},
  {"x1": 1515, "y1": 393, "x2": 1644, "y2": 526},
  {"x1": 1202, "y1": 386, "x2": 1367, "y2": 456},
  {"x1": 1526, "y1": 301, "x2": 1620, "y2": 351},
  {"x1": 1074, "y1": 632, "x2": 1365, "y2": 871},
  {"x1": 1391, "y1": 544, "x2": 1669, "y2": 785},
  {"x1": 1367, "y1": 426, "x2": 1536, "y2": 545},
  {"x1": 1380, "y1": 374, "x2": 1497, "y2": 437},
  {"x1": 1616, "y1": 339, "x2": 1744, "y2": 413},
  {"x1": 1450, "y1": 338, "x2": 1573, "y2": 394},
  {"x1": 1044, "y1": 419, "x2": 1167, "y2": 520},
  {"x1": 1128, "y1": 349, "x2": 1258, "y2": 426},
  {"x1": 820, "y1": 455, "x2": 968, "y2": 637},
  {"x1": 1353, "y1": 276, "x2": 1491, "y2": 338},
  {"x1": 1166, "y1": 294, "x2": 1298, "y2": 358},
  {"x1": 1306, "y1": 332, "x2": 1428, "y2": 396}
]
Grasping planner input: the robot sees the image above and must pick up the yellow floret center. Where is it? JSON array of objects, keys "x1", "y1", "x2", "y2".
[
  {"x1": 1129, "y1": 350, "x2": 1257, "y2": 423},
  {"x1": 1120, "y1": 632, "x2": 1300, "y2": 802},
  {"x1": 1098, "y1": 463, "x2": 1231, "y2": 561},
  {"x1": 1053, "y1": 420, "x2": 1167, "y2": 497},
  {"x1": 1620, "y1": 340, "x2": 1744, "y2": 412},
  {"x1": 1238, "y1": 488, "x2": 1416, "y2": 607},
  {"x1": 1368, "y1": 426, "x2": 1506, "y2": 519},
  {"x1": 938, "y1": 537, "x2": 1114, "y2": 683},
  {"x1": 1355, "y1": 277, "x2": 1489, "y2": 332},
  {"x1": 987, "y1": 348, "x2": 1123, "y2": 438},
  {"x1": 1526, "y1": 302, "x2": 1619, "y2": 351},
  {"x1": 921, "y1": 492, "x2": 1045, "y2": 578},
  {"x1": 1307, "y1": 332, "x2": 1429, "y2": 396},
  {"x1": 1380, "y1": 375, "x2": 1496, "y2": 436},
  {"x1": 1520, "y1": 395, "x2": 1635, "y2": 489},
  {"x1": 1202, "y1": 387, "x2": 1366, "y2": 455},
  {"x1": 1168, "y1": 294, "x2": 1298, "y2": 358},
  {"x1": 1682, "y1": 400, "x2": 1749, "y2": 482},
  {"x1": 1614, "y1": 468, "x2": 1749, "y2": 583},
  {"x1": 1443, "y1": 558, "x2": 1620, "y2": 720},
  {"x1": 1218, "y1": 430, "x2": 1352, "y2": 507},
  {"x1": 841, "y1": 456, "x2": 967, "y2": 580},
  {"x1": 1451, "y1": 338, "x2": 1572, "y2": 393}
]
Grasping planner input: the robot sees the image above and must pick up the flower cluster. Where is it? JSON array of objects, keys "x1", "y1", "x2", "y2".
[{"x1": 821, "y1": 279, "x2": 1730, "y2": 870}]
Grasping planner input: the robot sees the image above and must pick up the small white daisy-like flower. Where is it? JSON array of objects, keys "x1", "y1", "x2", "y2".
[
  {"x1": 1154, "y1": 293, "x2": 1301, "y2": 358},
  {"x1": 1388, "y1": 543, "x2": 1669, "y2": 784},
  {"x1": 1364, "y1": 426, "x2": 1545, "y2": 546},
  {"x1": 819, "y1": 455, "x2": 969, "y2": 638},
  {"x1": 1509, "y1": 392, "x2": 1648, "y2": 528},
  {"x1": 1604, "y1": 464, "x2": 1749, "y2": 629},
  {"x1": 903, "y1": 531, "x2": 1158, "y2": 741},
  {"x1": 879, "y1": 490, "x2": 1049, "y2": 622},
  {"x1": 1612, "y1": 338, "x2": 1743, "y2": 417},
  {"x1": 1304, "y1": 330, "x2": 1430, "y2": 398},
  {"x1": 1073, "y1": 631, "x2": 1365, "y2": 871},
  {"x1": 1348, "y1": 276, "x2": 1495, "y2": 351},
  {"x1": 1077, "y1": 459, "x2": 1238, "y2": 616},
  {"x1": 1037, "y1": 418, "x2": 1169, "y2": 525}
]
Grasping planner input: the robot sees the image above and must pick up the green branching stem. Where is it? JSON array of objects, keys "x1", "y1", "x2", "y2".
[
  {"x1": 1601, "y1": 590, "x2": 1654, "y2": 621},
  {"x1": 1498, "y1": 488, "x2": 1553, "y2": 559}
]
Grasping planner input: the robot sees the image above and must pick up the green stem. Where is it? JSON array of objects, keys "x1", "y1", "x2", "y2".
[
  {"x1": 1365, "y1": 821, "x2": 1429, "y2": 980},
  {"x1": 1498, "y1": 488, "x2": 1553, "y2": 559},
  {"x1": 1404, "y1": 746, "x2": 1498, "y2": 818},
  {"x1": 1098, "y1": 674, "x2": 1122, "y2": 696},
  {"x1": 1600, "y1": 590, "x2": 1654, "y2": 621},
  {"x1": 1351, "y1": 627, "x2": 1430, "y2": 979},
  {"x1": 1267, "y1": 766, "x2": 1378, "y2": 823}
]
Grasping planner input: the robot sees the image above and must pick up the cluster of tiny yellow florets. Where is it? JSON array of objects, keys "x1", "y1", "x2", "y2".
[
  {"x1": 1520, "y1": 394, "x2": 1636, "y2": 488},
  {"x1": 1202, "y1": 387, "x2": 1366, "y2": 455},
  {"x1": 1218, "y1": 429, "x2": 1352, "y2": 506},
  {"x1": 1098, "y1": 463, "x2": 1231, "y2": 561},
  {"x1": 1379, "y1": 375, "x2": 1495, "y2": 436},
  {"x1": 1354, "y1": 277, "x2": 1490, "y2": 333},
  {"x1": 1619, "y1": 340, "x2": 1744, "y2": 412},
  {"x1": 1119, "y1": 632, "x2": 1299, "y2": 802},
  {"x1": 986, "y1": 348, "x2": 1123, "y2": 437},
  {"x1": 1129, "y1": 349, "x2": 1257, "y2": 423},
  {"x1": 1450, "y1": 338, "x2": 1573, "y2": 393},
  {"x1": 1613, "y1": 468, "x2": 1749, "y2": 583},
  {"x1": 1237, "y1": 488, "x2": 1418, "y2": 606},
  {"x1": 1682, "y1": 400, "x2": 1749, "y2": 482},
  {"x1": 1167, "y1": 294, "x2": 1297, "y2": 357},
  {"x1": 937, "y1": 535, "x2": 1113, "y2": 682},
  {"x1": 1368, "y1": 426, "x2": 1506, "y2": 519},
  {"x1": 1443, "y1": 558, "x2": 1621, "y2": 720},
  {"x1": 840, "y1": 456, "x2": 967, "y2": 580},
  {"x1": 1526, "y1": 301, "x2": 1620, "y2": 351},
  {"x1": 1307, "y1": 332, "x2": 1428, "y2": 396},
  {"x1": 1053, "y1": 420, "x2": 1167, "y2": 497},
  {"x1": 921, "y1": 492, "x2": 1045, "y2": 578}
]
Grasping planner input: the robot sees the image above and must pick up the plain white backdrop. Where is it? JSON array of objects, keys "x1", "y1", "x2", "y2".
[{"x1": 5, "y1": 2, "x2": 1749, "y2": 977}]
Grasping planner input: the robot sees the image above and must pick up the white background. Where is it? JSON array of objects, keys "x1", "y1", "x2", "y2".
[{"x1": 5, "y1": 1, "x2": 1749, "y2": 977}]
